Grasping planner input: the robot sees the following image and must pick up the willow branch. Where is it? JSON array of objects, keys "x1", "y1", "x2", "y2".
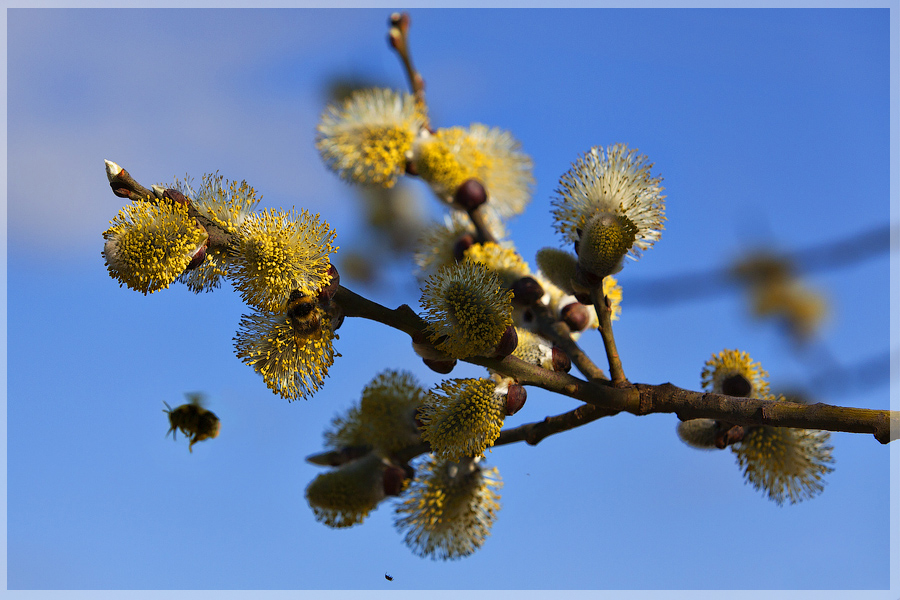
[
  {"x1": 390, "y1": 404, "x2": 619, "y2": 465},
  {"x1": 591, "y1": 286, "x2": 627, "y2": 385},
  {"x1": 335, "y1": 284, "x2": 899, "y2": 444},
  {"x1": 493, "y1": 404, "x2": 619, "y2": 447},
  {"x1": 388, "y1": 13, "x2": 428, "y2": 129},
  {"x1": 335, "y1": 285, "x2": 430, "y2": 343},
  {"x1": 105, "y1": 161, "x2": 155, "y2": 203},
  {"x1": 101, "y1": 167, "x2": 898, "y2": 445},
  {"x1": 105, "y1": 161, "x2": 235, "y2": 250},
  {"x1": 467, "y1": 204, "x2": 499, "y2": 244},
  {"x1": 532, "y1": 301, "x2": 607, "y2": 382}
]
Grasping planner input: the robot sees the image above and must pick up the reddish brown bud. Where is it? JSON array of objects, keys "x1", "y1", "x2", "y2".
[
  {"x1": 318, "y1": 264, "x2": 340, "y2": 301},
  {"x1": 574, "y1": 262, "x2": 604, "y2": 289},
  {"x1": 111, "y1": 185, "x2": 131, "y2": 198},
  {"x1": 453, "y1": 233, "x2": 476, "y2": 262},
  {"x1": 560, "y1": 302, "x2": 590, "y2": 332},
  {"x1": 511, "y1": 276, "x2": 544, "y2": 305},
  {"x1": 551, "y1": 346, "x2": 572, "y2": 373},
  {"x1": 327, "y1": 302, "x2": 345, "y2": 332},
  {"x1": 185, "y1": 244, "x2": 207, "y2": 271},
  {"x1": 714, "y1": 424, "x2": 746, "y2": 449},
  {"x1": 722, "y1": 374, "x2": 752, "y2": 398},
  {"x1": 388, "y1": 29, "x2": 402, "y2": 50},
  {"x1": 454, "y1": 178, "x2": 487, "y2": 211},
  {"x1": 163, "y1": 188, "x2": 190, "y2": 206},
  {"x1": 383, "y1": 464, "x2": 408, "y2": 497},
  {"x1": 505, "y1": 384, "x2": 527, "y2": 416},
  {"x1": 423, "y1": 358, "x2": 457, "y2": 374},
  {"x1": 390, "y1": 12, "x2": 409, "y2": 30},
  {"x1": 492, "y1": 324, "x2": 518, "y2": 359},
  {"x1": 405, "y1": 159, "x2": 419, "y2": 177}
]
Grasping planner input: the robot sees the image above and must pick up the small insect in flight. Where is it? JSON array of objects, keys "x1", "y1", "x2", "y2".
[
  {"x1": 384, "y1": 573, "x2": 393, "y2": 581},
  {"x1": 285, "y1": 290, "x2": 321, "y2": 337},
  {"x1": 163, "y1": 393, "x2": 220, "y2": 453}
]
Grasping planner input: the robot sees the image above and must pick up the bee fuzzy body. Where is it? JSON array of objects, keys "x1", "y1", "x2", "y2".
[
  {"x1": 286, "y1": 290, "x2": 322, "y2": 337},
  {"x1": 163, "y1": 396, "x2": 220, "y2": 452}
]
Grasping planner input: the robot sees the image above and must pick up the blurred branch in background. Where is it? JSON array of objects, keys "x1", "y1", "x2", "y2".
[
  {"x1": 623, "y1": 223, "x2": 895, "y2": 397},
  {"x1": 785, "y1": 349, "x2": 894, "y2": 399},
  {"x1": 622, "y1": 223, "x2": 894, "y2": 306}
]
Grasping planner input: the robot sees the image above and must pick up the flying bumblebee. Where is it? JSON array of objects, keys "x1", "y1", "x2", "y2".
[
  {"x1": 286, "y1": 289, "x2": 321, "y2": 337},
  {"x1": 163, "y1": 393, "x2": 220, "y2": 453}
]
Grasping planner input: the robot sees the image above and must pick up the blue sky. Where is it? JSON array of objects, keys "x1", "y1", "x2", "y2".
[{"x1": 5, "y1": 7, "x2": 897, "y2": 596}]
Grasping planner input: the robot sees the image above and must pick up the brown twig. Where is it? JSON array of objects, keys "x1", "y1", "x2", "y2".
[
  {"x1": 334, "y1": 284, "x2": 900, "y2": 444},
  {"x1": 105, "y1": 160, "x2": 155, "y2": 203},
  {"x1": 532, "y1": 301, "x2": 607, "y2": 382},
  {"x1": 467, "y1": 205, "x2": 498, "y2": 245},
  {"x1": 494, "y1": 403, "x2": 619, "y2": 447},
  {"x1": 105, "y1": 161, "x2": 233, "y2": 250},
  {"x1": 388, "y1": 12, "x2": 429, "y2": 129},
  {"x1": 103, "y1": 165, "x2": 900, "y2": 446},
  {"x1": 591, "y1": 286, "x2": 628, "y2": 386}
]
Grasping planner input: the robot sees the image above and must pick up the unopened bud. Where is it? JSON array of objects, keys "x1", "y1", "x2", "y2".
[
  {"x1": 714, "y1": 424, "x2": 746, "y2": 449},
  {"x1": 388, "y1": 28, "x2": 402, "y2": 50},
  {"x1": 454, "y1": 178, "x2": 487, "y2": 211},
  {"x1": 520, "y1": 307, "x2": 535, "y2": 325},
  {"x1": 551, "y1": 346, "x2": 571, "y2": 372},
  {"x1": 560, "y1": 302, "x2": 590, "y2": 332},
  {"x1": 390, "y1": 12, "x2": 409, "y2": 30},
  {"x1": 492, "y1": 324, "x2": 519, "y2": 359},
  {"x1": 388, "y1": 13, "x2": 409, "y2": 51},
  {"x1": 327, "y1": 302, "x2": 345, "y2": 332},
  {"x1": 318, "y1": 264, "x2": 341, "y2": 301},
  {"x1": 453, "y1": 233, "x2": 476, "y2": 262},
  {"x1": 722, "y1": 374, "x2": 752, "y2": 398},
  {"x1": 111, "y1": 186, "x2": 131, "y2": 199},
  {"x1": 574, "y1": 292, "x2": 592, "y2": 305},
  {"x1": 163, "y1": 188, "x2": 190, "y2": 206},
  {"x1": 573, "y1": 262, "x2": 604, "y2": 291},
  {"x1": 185, "y1": 244, "x2": 207, "y2": 271},
  {"x1": 104, "y1": 159, "x2": 123, "y2": 180},
  {"x1": 511, "y1": 276, "x2": 544, "y2": 306},
  {"x1": 505, "y1": 384, "x2": 527, "y2": 415},
  {"x1": 423, "y1": 357, "x2": 457, "y2": 374},
  {"x1": 383, "y1": 464, "x2": 408, "y2": 497}
]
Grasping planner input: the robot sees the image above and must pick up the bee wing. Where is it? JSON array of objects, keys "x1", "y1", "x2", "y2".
[{"x1": 184, "y1": 392, "x2": 207, "y2": 407}]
